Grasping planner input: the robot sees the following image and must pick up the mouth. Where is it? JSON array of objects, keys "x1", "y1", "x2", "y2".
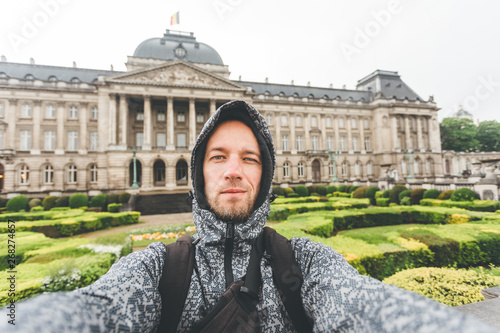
[{"x1": 221, "y1": 188, "x2": 247, "y2": 194}]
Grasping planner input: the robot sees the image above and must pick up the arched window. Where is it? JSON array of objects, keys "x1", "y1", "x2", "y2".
[
  {"x1": 153, "y1": 160, "x2": 166, "y2": 186},
  {"x1": 341, "y1": 161, "x2": 348, "y2": 176},
  {"x1": 366, "y1": 162, "x2": 373, "y2": 175},
  {"x1": 312, "y1": 159, "x2": 321, "y2": 182},
  {"x1": 329, "y1": 161, "x2": 335, "y2": 177},
  {"x1": 414, "y1": 159, "x2": 420, "y2": 174},
  {"x1": 401, "y1": 160, "x2": 407, "y2": 174},
  {"x1": 283, "y1": 162, "x2": 290, "y2": 177},
  {"x1": 298, "y1": 162, "x2": 304, "y2": 177},
  {"x1": 19, "y1": 165, "x2": 29, "y2": 185},
  {"x1": 426, "y1": 159, "x2": 433, "y2": 174},
  {"x1": 43, "y1": 165, "x2": 54, "y2": 184},
  {"x1": 176, "y1": 160, "x2": 188, "y2": 185},
  {"x1": 354, "y1": 161, "x2": 361, "y2": 176},
  {"x1": 67, "y1": 164, "x2": 77, "y2": 183},
  {"x1": 90, "y1": 164, "x2": 98, "y2": 183}
]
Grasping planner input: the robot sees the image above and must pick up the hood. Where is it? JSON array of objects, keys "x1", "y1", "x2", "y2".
[{"x1": 190, "y1": 100, "x2": 276, "y2": 243}]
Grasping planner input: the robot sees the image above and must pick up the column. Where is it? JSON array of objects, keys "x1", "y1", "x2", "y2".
[
  {"x1": 359, "y1": 117, "x2": 365, "y2": 153},
  {"x1": 143, "y1": 95, "x2": 151, "y2": 150},
  {"x1": 188, "y1": 98, "x2": 196, "y2": 149},
  {"x1": 405, "y1": 116, "x2": 412, "y2": 149},
  {"x1": 210, "y1": 99, "x2": 216, "y2": 117},
  {"x1": 417, "y1": 117, "x2": 424, "y2": 152},
  {"x1": 108, "y1": 94, "x2": 117, "y2": 146},
  {"x1": 55, "y1": 101, "x2": 65, "y2": 154},
  {"x1": 79, "y1": 102, "x2": 88, "y2": 154},
  {"x1": 304, "y1": 114, "x2": 311, "y2": 151},
  {"x1": 290, "y1": 113, "x2": 296, "y2": 153},
  {"x1": 346, "y1": 116, "x2": 352, "y2": 152},
  {"x1": 6, "y1": 99, "x2": 17, "y2": 149},
  {"x1": 320, "y1": 114, "x2": 327, "y2": 151},
  {"x1": 392, "y1": 116, "x2": 398, "y2": 151},
  {"x1": 31, "y1": 100, "x2": 41, "y2": 154},
  {"x1": 334, "y1": 116, "x2": 340, "y2": 151},
  {"x1": 166, "y1": 97, "x2": 175, "y2": 151},
  {"x1": 119, "y1": 95, "x2": 128, "y2": 148}
]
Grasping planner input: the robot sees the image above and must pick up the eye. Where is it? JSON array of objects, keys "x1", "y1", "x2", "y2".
[
  {"x1": 244, "y1": 157, "x2": 261, "y2": 164},
  {"x1": 210, "y1": 155, "x2": 225, "y2": 161}
]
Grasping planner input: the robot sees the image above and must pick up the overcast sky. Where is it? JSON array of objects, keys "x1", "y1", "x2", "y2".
[{"x1": 1, "y1": 0, "x2": 499, "y2": 122}]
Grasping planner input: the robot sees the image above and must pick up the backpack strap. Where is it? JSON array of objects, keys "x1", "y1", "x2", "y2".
[
  {"x1": 262, "y1": 227, "x2": 313, "y2": 333},
  {"x1": 158, "y1": 235, "x2": 195, "y2": 333}
]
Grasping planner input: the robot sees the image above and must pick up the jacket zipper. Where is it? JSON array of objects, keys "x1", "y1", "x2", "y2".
[{"x1": 224, "y1": 222, "x2": 234, "y2": 288}]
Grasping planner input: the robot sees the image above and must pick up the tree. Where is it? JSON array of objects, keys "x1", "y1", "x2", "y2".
[
  {"x1": 476, "y1": 120, "x2": 500, "y2": 152},
  {"x1": 440, "y1": 118, "x2": 479, "y2": 152}
]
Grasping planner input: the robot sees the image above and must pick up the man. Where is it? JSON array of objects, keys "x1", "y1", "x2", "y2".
[{"x1": 2, "y1": 100, "x2": 497, "y2": 332}]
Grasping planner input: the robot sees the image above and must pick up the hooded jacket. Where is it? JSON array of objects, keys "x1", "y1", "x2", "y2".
[{"x1": 3, "y1": 101, "x2": 497, "y2": 333}]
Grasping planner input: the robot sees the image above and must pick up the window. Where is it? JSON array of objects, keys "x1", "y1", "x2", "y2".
[
  {"x1": 91, "y1": 106, "x2": 98, "y2": 119},
  {"x1": 283, "y1": 162, "x2": 290, "y2": 177},
  {"x1": 266, "y1": 114, "x2": 272, "y2": 125},
  {"x1": 90, "y1": 132, "x2": 98, "y2": 151},
  {"x1": 43, "y1": 165, "x2": 54, "y2": 184},
  {"x1": 342, "y1": 161, "x2": 348, "y2": 176},
  {"x1": 426, "y1": 159, "x2": 432, "y2": 173},
  {"x1": 177, "y1": 111, "x2": 185, "y2": 122},
  {"x1": 137, "y1": 110, "x2": 144, "y2": 121},
  {"x1": 136, "y1": 132, "x2": 144, "y2": 147},
  {"x1": 0, "y1": 103, "x2": 4, "y2": 117},
  {"x1": 411, "y1": 117, "x2": 416, "y2": 130},
  {"x1": 329, "y1": 161, "x2": 334, "y2": 176},
  {"x1": 351, "y1": 118, "x2": 357, "y2": 129},
  {"x1": 67, "y1": 131, "x2": 78, "y2": 151},
  {"x1": 196, "y1": 112, "x2": 204, "y2": 123},
  {"x1": 364, "y1": 119, "x2": 369, "y2": 129},
  {"x1": 422, "y1": 118, "x2": 428, "y2": 132},
  {"x1": 401, "y1": 160, "x2": 407, "y2": 174},
  {"x1": 90, "y1": 164, "x2": 98, "y2": 183},
  {"x1": 296, "y1": 135, "x2": 303, "y2": 151},
  {"x1": 295, "y1": 115, "x2": 302, "y2": 127},
  {"x1": 177, "y1": 133, "x2": 186, "y2": 149},
  {"x1": 340, "y1": 136, "x2": 346, "y2": 151},
  {"x1": 157, "y1": 133, "x2": 166, "y2": 148},
  {"x1": 45, "y1": 105, "x2": 56, "y2": 118},
  {"x1": 298, "y1": 162, "x2": 304, "y2": 177},
  {"x1": 326, "y1": 117, "x2": 332, "y2": 128},
  {"x1": 281, "y1": 114, "x2": 288, "y2": 126},
  {"x1": 365, "y1": 137, "x2": 371, "y2": 151},
  {"x1": 20, "y1": 130, "x2": 31, "y2": 150},
  {"x1": 414, "y1": 159, "x2": 420, "y2": 174},
  {"x1": 282, "y1": 135, "x2": 288, "y2": 151},
  {"x1": 397, "y1": 136, "x2": 402, "y2": 149},
  {"x1": 22, "y1": 104, "x2": 32, "y2": 118},
  {"x1": 157, "y1": 109, "x2": 166, "y2": 121},
  {"x1": 354, "y1": 161, "x2": 361, "y2": 176},
  {"x1": 69, "y1": 106, "x2": 78, "y2": 119},
  {"x1": 44, "y1": 131, "x2": 55, "y2": 150},
  {"x1": 312, "y1": 135, "x2": 318, "y2": 151},
  {"x1": 339, "y1": 118, "x2": 345, "y2": 128},
  {"x1": 67, "y1": 164, "x2": 77, "y2": 183},
  {"x1": 311, "y1": 116, "x2": 317, "y2": 128},
  {"x1": 352, "y1": 137, "x2": 358, "y2": 151},
  {"x1": 327, "y1": 136, "x2": 333, "y2": 151},
  {"x1": 19, "y1": 165, "x2": 29, "y2": 184},
  {"x1": 367, "y1": 162, "x2": 373, "y2": 175}
]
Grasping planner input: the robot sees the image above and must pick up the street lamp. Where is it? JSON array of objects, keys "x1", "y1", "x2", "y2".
[
  {"x1": 131, "y1": 146, "x2": 139, "y2": 189},
  {"x1": 329, "y1": 149, "x2": 340, "y2": 182}
]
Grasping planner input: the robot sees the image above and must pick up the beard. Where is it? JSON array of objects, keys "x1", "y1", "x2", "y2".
[{"x1": 205, "y1": 181, "x2": 258, "y2": 223}]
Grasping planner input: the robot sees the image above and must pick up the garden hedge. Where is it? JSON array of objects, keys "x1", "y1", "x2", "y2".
[
  {"x1": 6, "y1": 195, "x2": 29, "y2": 212},
  {"x1": 390, "y1": 185, "x2": 408, "y2": 204},
  {"x1": 451, "y1": 188, "x2": 476, "y2": 202},
  {"x1": 410, "y1": 188, "x2": 427, "y2": 205}
]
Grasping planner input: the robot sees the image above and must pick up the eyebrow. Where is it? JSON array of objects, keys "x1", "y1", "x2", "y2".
[{"x1": 206, "y1": 146, "x2": 261, "y2": 157}]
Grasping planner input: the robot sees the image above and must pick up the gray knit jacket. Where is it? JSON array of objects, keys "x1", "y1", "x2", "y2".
[{"x1": 1, "y1": 101, "x2": 497, "y2": 332}]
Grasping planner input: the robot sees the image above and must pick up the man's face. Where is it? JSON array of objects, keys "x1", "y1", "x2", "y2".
[{"x1": 203, "y1": 120, "x2": 262, "y2": 223}]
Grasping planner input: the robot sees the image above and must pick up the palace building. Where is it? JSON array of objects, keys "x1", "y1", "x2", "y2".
[{"x1": 0, "y1": 30, "x2": 444, "y2": 197}]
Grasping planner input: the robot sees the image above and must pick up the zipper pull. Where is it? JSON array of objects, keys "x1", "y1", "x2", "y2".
[{"x1": 226, "y1": 222, "x2": 234, "y2": 240}]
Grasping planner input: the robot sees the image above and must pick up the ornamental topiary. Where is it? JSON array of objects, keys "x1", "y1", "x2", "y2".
[
  {"x1": 325, "y1": 185, "x2": 337, "y2": 195},
  {"x1": 400, "y1": 197, "x2": 411, "y2": 206},
  {"x1": 284, "y1": 187, "x2": 294, "y2": 197},
  {"x1": 107, "y1": 203, "x2": 122, "y2": 213},
  {"x1": 398, "y1": 190, "x2": 412, "y2": 202},
  {"x1": 6, "y1": 195, "x2": 29, "y2": 212},
  {"x1": 295, "y1": 185, "x2": 309, "y2": 197},
  {"x1": 306, "y1": 186, "x2": 317, "y2": 195},
  {"x1": 366, "y1": 187, "x2": 380, "y2": 205},
  {"x1": 423, "y1": 189, "x2": 441, "y2": 199},
  {"x1": 107, "y1": 194, "x2": 119, "y2": 204},
  {"x1": 352, "y1": 186, "x2": 370, "y2": 198},
  {"x1": 410, "y1": 188, "x2": 427, "y2": 205},
  {"x1": 42, "y1": 196, "x2": 58, "y2": 211},
  {"x1": 389, "y1": 185, "x2": 408, "y2": 204},
  {"x1": 0, "y1": 198, "x2": 7, "y2": 208},
  {"x1": 382, "y1": 190, "x2": 390, "y2": 198},
  {"x1": 338, "y1": 185, "x2": 347, "y2": 193},
  {"x1": 451, "y1": 188, "x2": 476, "y2": 202},
  {"x1": 118, "y1": 192, "x2": 132, "y2": 204},
  {"x1": 90, "y1": 194, "x2": 107, "y2": 211},
  {"x1": 28, "y1": 198, "x2": 42, "y2": 208},
  {"x1": 69, "y1": 193, "x2": 89, "y2": 208},
  {"x1": 55, "y1": 196, "x2": 70, "y2": 207},
  {"x1": 437, "y1": 190, "x2": 454, "y2": 200},
  {"x1": 316, "y1": 185, "x2": 326, "y2": 196},
  {"x1": 348, "y1": 186, "x2": 359, "y2": 193},
  {"x1": 272, "y1": 187, "x2": 286, "y2": 197}
]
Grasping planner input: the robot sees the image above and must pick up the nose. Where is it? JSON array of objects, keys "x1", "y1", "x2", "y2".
[{"x1": 223, "y1": 155, "x2": 243, "y2": 180}]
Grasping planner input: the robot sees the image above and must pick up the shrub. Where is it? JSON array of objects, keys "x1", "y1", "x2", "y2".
[
  {"x1": 6, "y1": 195, "x2": 29, "y2": 212},
  {"x1": 348, "y1": 186, "x2": 359, "y2": 193},
  {"x1": 437, "y1": 190, "x2": 454, "y2": 200},
  {"x1": 390, "y1": 185, "x2": 408, "y2": 204},
  {"x1": 376, "y1": 198, "x2": 390, "y2": 207},
  {"x1": 272, "y1": 187, "x2": 286, "y2": 197},
  {"x1": 400, "y1": 197, "x2": 411, "y2": 206},
  {"x1": 118, "y1": 192, "x2": 132, "y2": 204},
  {"x1": 0, "y1": 198, "x2": 7, "y2": 208},
  {"x1": 90, "y1": 194, "x2": 107, "y2": 211},
  {"x1": 423, "y1": 189, "x2": 441, "y2": 199},
  {"x1": 107, "y1": 194, "x2": 119, "y2": 204},
  {"x1": 451, "y1": 188, "x2": 476, "y2": 202},
  {"x1": 382, "y1": 190, "x2": 390, "y2": 198},
  {"x1": 366, "y1": 187, "x2": 380, "y2": 205},
  {"x1": 325, "y1": 186, "x2": 337, "y2": 195},
  {"x1": 28, "y1": 198, "x2": 42, "y2": 208},
  {"x1": 30, "y1": 206, "x2": 44, "y2": 212},
  {"x1": 287, "y1": 193, "x2": 299, "y2": 198},
  {"x1": 295, "y1": 185, "x2": 309, "y2": 197},
  {"x1": 352, "y1": 186, "x2": 370, "y2": 199},
  {"x1": 410, "y1": 188, "x2": 426, "y2": 205},
  {"x1": 338, "y1": 185, "x2": 347, "y2": 193},
  {"x1": 107, "y1": 203, "x2": 122, "y2": 213},
  {"x1": 69, "y1": 194, "x2": 89, "y2": 209},
  {"x1": 374, "y1": 191, "x2": 383, "y2": 199},
  {"x1": 310, "y1": 193, "x2": 320, "y2": 197},
  {"x1": 55, "y1": 196, "x2": 70, "y2": 207},
  {"x1": 316, "y1": 185, "x2": 326, "y2": 196},
  {"x1": 306, "y1": 186, "x2": 317, "y2": 195},
  {"x1": 284, "y1": 188, "x2": 294, "y2": 197},
  {"x1": 42, "y1": 196, "x2": 58, "y2": 211},
  {"x1": 398, "y1": 190, "x2": 412, "y2": 202}
]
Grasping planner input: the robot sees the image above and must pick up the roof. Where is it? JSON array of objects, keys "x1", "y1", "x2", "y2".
[
  {"x1": 234, "y1": 80, "x2": 372, "y2": 101},
  {"x1": 133, "y1": 30, "x2": 224, "y2": 66},
  {"x1": 356, "y1": 70, "x2": 422, "y2": 100},
  {"x1": 0, "y1": 61, "x2": 121, "y2": 83}
]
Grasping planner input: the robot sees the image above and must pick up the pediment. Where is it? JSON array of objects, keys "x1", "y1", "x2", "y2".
[{"x1": 106, "y1": 61, "x2": 243, "y2": 90}]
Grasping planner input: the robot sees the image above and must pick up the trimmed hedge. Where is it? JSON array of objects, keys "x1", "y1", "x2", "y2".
[
  {"x1": 6, "y1": 195, "x2": 29, "y2": 212},
  {"x1": 366, "y1": 187, "x2": 379, "y2": 205},
  {"x1": 118, "y1": 192, "x2": 132, "y2": 204},
  {"x1": 382, "y1": 190, "x2": 390, "y2": 198},
  {"x1": 55, "y1": 196, "x2": 70, "y2": 207},
  {"x1": 376, "y1": 198, "x2": 390, "y2": 207},
  {"x1": 325, "y1": 186, "x2": 337, "y2": 195},
  {"x1": 451, "y1": 188, "x2": 476, "y2": 202},
  {"x1": 437, "y1": 190, "x2": 454, "y2": 200},
  {"x1": 106, "y1": 194, "x2": 119, "y2": 204},
  {"x1": 316, "y1": 185, "x2": 326, "y2": 196},
  {"x1": 272, "y1": 187, "x2": 286, "y2": 197},
  {"x1": 398, "y1": 190, "x2": 412, "y2": 202},
  {"x1": 390, "y1": 185, "x2": 408, "y2": 204},
  {"x1": 107, "y1": 203, "x2": 122, "y2": 213},
  {"x1": 42, "y1": 196, "x2": 58, "y2": 211},
  {"x1": 338, "y1": 185, "x2": 347, "y2": 193},
  {"x1": 69, "y1": 193, "x2": 88, "y2": 209},
  {"x1": 352, "y1": 186, "x2": 370, "y2": 199},
  {"x1": 284, "y1": 187, "x2": 294, "y2": 197},
  {"x1": 295, "y1": 185, "x2": 309, "y2": 197},
  {"x1": 423, "y1": 189, "x2": 441, "y2": 199},
  {"x1": 410, "y1": 188, "x2": 427, "y2": 205},
  {"x1": 28, "y1": 198, "x2": 42, "y2": 209},
  {"x1": 90, "y1": 194, "x2": 107, "y2": 211}
]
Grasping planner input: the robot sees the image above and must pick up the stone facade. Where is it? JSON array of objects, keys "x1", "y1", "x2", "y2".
[{"x1": 0, "y1": 30, "x2": 444, "y2": 197}]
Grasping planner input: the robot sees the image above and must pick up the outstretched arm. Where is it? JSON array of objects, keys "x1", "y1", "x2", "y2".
[
  {"x1": 0, "y1": 242, "x2": 166, "y2": 333},
  {"x1": 292, "y1": 237, "x2": 497, "y2": 333}
]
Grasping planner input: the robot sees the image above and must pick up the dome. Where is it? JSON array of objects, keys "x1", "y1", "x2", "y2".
[{"x1": 133, "y1": 30, "x2": 224, "y2": 66}]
